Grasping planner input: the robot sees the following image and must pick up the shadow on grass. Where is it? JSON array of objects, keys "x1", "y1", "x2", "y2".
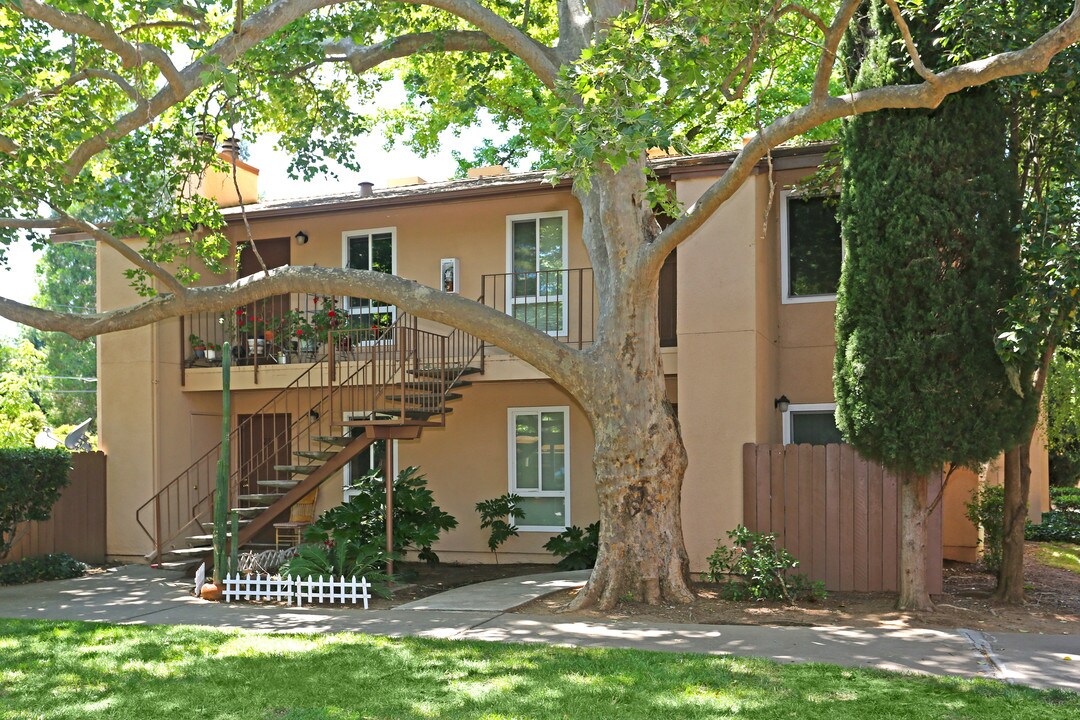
[{"x1": 0, "y1": 619, "x2": 1075, "y2": 720}]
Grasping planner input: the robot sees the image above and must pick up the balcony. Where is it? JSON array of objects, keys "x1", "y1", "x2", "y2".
[{"x1": 480, "y1": 268, "x2": 598, "y2": 350}]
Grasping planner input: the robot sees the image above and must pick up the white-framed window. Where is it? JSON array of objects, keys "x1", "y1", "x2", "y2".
[
  {"x1": 506, "y1": 211, "x2": 568, "y2": 335},
  {"x1": 342, "y1": 413, "x2": 398, "y2": 502},
  {"x1": 342, "y1": 228, "x2": 396, "y2": 331},
  {"x1": 508, "y1": 406, "x2": 570, "y2": 531},
  {"x1": 782, "y1": 403, "x2": 844, "y2": 445},
  {"x1": 780, "y1": 190, "x2": 842, "y2": 304}
]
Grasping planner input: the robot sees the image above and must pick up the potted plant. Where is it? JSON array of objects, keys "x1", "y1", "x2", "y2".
[
  {"x1": 311, "y1": 296, "x2": 342, "y2": 344},
  {"x1": 205, "y1": 342, "x2": 219, "y2": 362},
  {"x1": 189, "y1": 334, "x2": 206, "y2": 359}
]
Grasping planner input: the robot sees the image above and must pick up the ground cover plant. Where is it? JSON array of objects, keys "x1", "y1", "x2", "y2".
[
  {"x1": 0, "y1": 553, "x2": 85, "y2": 585},
  {"x1": 0, "y1": 619, "x2": 1076, "y2": 720}
]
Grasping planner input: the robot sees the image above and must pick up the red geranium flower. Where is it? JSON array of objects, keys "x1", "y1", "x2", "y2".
[{"x1": 327, "y1": 310, "x2": 336, "y2": 317}]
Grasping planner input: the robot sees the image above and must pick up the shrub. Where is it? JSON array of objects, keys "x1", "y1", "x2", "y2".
[
  {"x1": 304, "y1": 466, "x2": 457, "y2": 563},
  {"x1": 705, "y1": 525, "x2": 824, "y2": 602},
  {"x1": 0, "y1": 448, "x2": 72, "y2": 560},
  {"x1": 1050, "y1": 487, "x2": 1080, "y2": 512},
  {"x1": 0, "y1": 553, "x2": 86, "y2": 585},
  {"x1": 475, "y1": 494, "x2": 524, "y2": 563},
  {"x1": 965, "y1": 485, "x2": 1005, "y2": 572},
  {"x1": 543, "y1": 522, "x2": 599, "y2": 570},
  {"x1": 279, "y1": 541, "x2": 392, "y2": 597},
  {"x1": 1026, "y1": 511, "x2": 1080, "y2": 543}
]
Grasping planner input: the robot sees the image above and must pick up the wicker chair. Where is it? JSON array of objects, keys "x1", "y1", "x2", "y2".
[{"x1": 274, "y1": 489, "x2": 319, "y2": 549}]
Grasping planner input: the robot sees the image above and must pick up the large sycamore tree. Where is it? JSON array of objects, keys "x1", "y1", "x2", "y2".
[{"x1": 1, "y1": 0, "x2": 1079, "y2": 609}]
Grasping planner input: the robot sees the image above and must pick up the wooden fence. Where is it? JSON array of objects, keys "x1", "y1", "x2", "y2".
[
  {"x1": 743, "y1": 443, "x2": 942, "y2": 594},
  {"x1": 6, "y1": 452, "x2": 107, "y2": 564}
]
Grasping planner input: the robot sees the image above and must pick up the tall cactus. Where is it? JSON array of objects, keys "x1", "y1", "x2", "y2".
[{"x1": 213, "y1": 342, "x2": 231, "y2": 584}]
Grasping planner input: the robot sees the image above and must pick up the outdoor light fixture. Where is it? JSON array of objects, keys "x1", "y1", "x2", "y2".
[
  {"x1": 774, "y1": 395, "x2": 790, "y2": 413},
  {"x1": 295, "y1": 230, "x2": 309, "y2": 245}
]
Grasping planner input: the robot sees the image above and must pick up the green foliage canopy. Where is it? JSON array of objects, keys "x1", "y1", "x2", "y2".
[
  {"x1": 0, "y1": 447, "x2": 71, "y2": 559},
  {"x1": 834, "y1": 0, "x2": 1029, "y2": 476}
]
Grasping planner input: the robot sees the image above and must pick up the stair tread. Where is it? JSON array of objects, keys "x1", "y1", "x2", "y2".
[
  {"x1": 339, "y1": 408, "x2": 448, "y2": 423},
  {"x1": 232, "y1": 506, "x2": 269, "y2": 516},
  {"x1": 204, "y1": 519, "x2": 253, "y2": 527},
  {"x1": 313, "y1": 435, "x2": 353, "y2": 446},
  {"x1": 187, "y1": 533, "x2": 234, "y2": 543},
  {"x1": 256, "y1": 480, "x2": 300, "y2": 489},
  {"x1": 165, "y1": 546, "x2": 213, "y2": 556},
  {"x1": 237, "y1": 493, "x2": 286, "y2": 503},
  {"x1": 295, "y1": 450, "x2": 335, "y2": 460},
  {"x1": 384, "y1": 392, "x2": 463, "y2": 403},
  {"x1": 408, "y1": 366, "x2": 481, "y2": 379},
  {"x1": 401, "y1": 380, "x2": 472, "y2": 390},
  {"x1": 273, "y1": 465, "x2": 320, "y2": 474}
]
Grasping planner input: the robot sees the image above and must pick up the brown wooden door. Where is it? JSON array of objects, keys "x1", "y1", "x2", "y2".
[{"x1": 237, "y1": 413, "x2": 291, "y2": 495}]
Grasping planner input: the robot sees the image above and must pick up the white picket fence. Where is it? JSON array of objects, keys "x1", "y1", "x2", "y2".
[{"x1": 222, "y1": 573, "x2": 372, "y2": 609}]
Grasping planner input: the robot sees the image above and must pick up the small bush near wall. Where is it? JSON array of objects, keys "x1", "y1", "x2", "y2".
[
  {"x1": 965, "y1": 486, "x2": 1005, "y2": 572},
  {"x1": 304, "y1": 467, "x2": 457, "y2": 564},
  {"x1": 1027, "y1": 512, "x2": 1080, "y2": 544},
  {"x1": 1051, "y1": 487, "x2": 1080, "y2": 512},
  {"x1": 543, "y1": 523, "x2": 600, "y2": 570},
  {"x1": 0, "y1": 448, "x2": 71, "y2": 560},
  {"x1": 0, "y1": 553, "x2": 85, "y2": 585}
]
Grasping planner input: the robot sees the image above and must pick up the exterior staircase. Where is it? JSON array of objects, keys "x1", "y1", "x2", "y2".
[{"x1": 136, "y1": 313, "x2": 483, "y2": 569}]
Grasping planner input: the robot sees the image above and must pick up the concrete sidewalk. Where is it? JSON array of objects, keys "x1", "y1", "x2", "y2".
[{"x1": 0, "y1": 565, "x2": 1076, "y2": 694}]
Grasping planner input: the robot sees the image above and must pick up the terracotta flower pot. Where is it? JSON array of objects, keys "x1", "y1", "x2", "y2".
[{"x1": 200, "y1": 581, "x2": 223, "y2": 601}]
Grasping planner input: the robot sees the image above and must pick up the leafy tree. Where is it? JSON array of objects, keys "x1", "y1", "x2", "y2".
[
  {"x1": 0, "y1": 0, "x2": 1078, "y2": 608},
  {"x1": 23, "y1": 241, "x2": 97, "y2": 427},
  {"x1": 0, "y1": 339, "x2": 49, "y2": 448},
  {"x1": 835, "y1": 0, "x2": 1029, "y2": 610},
  {"x1": 936, "y1": 0, "x2": 1080, "y2": 605},
  {"x1": 0, "y1": 447, "x2": 71, "y2": 559}
]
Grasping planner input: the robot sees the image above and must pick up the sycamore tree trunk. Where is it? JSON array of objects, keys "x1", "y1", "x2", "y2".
[
  {"x1": 995, "y1": 443, "x2": 1030, "y2": 604},
  {"x1": 565, "y1": 161, "x2": 695, "y2": 610},
  {"x1": 898, "y1": 473, "x2": 934, "y2": 611}
]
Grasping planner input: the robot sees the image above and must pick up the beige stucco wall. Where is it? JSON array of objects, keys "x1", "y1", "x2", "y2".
[
  {"x1": 224, "y1": 187, "x2": 587, "y2": 305},
  {"x1": 676, "y1": 174, "x2": 768, "y2": 571}
]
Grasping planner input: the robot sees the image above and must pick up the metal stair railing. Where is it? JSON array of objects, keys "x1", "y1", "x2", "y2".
[
  {"x1": 137, "y1": 310, "x2": 486, "y2": 563},
  {"x1": 135, "y1": 314, "x2": 409, "y2": 562}
]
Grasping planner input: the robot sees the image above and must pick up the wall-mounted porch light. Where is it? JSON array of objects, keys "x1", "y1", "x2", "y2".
[
  {"x1": 295, "y1": 230, "x2": 309, "y2": 245},
  {"x1": 774, "y1": 395, "x2": 790, "y2": 413}
]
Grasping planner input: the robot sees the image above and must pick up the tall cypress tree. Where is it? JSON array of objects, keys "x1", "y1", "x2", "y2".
[{"x1": 834, "y1": 0, "x2": 1029, "y2": 610}]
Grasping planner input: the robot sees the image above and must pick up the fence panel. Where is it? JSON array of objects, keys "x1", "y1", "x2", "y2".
[
  {"x1": 742, "y1": 443, "x2": 943, "y2": 594},
  {"x1": 6, "y1": 452, "x2": 106, "y2": 564}
]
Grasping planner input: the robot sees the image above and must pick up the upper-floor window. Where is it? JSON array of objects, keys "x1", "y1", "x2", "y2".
[
  {"x1": 782, "y1": 402, "x2": 844, "y2": 445},
  {"x1": 507, "y1": 211, "x2": 568, "y2": 334},
  {"x1": 343, "y1": 228, "x2": 395, "y2": 328},
  {"x1": 780, "y1": 191, "x2": 842, "y2": 304},
  {"x1": 508, "y1": 406, "x2": 570, "y2": 531}
]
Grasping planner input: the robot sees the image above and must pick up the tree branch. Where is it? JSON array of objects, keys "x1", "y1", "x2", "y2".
[
  {"x1": 642, "y1": 2, "x2": 1080, "y2": 273},
  {"x1": 399, "y1": 0, "x2": 560, "y2": 87},
  {"x1": 325, "y1": 31, "x2": 499, "y2": 75},
  {"x1": 3, "y1": 68, "x2": 144, "y2": 110},
  {"x1": 40, "y1": 208, "x2": 188, "y2": 296},
  {"x1": 884, "y1": 0, "x2": 938, "y2": 83},
  {"x1": 812, "y1": 0, "x2": 861, "y2": 101},
  {"x1": 0, "y1": 266, "x2": 592, "y2": 390},
  {"x1": 0, "y1": 218, "x2": 66, "y2": 229},
  {"x1": 55, "y1": 0, "x2": 348, "y2": 178}
]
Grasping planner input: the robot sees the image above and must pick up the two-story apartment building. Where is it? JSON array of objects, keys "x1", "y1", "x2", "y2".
[{"x1": 92, "y1": 143, "x2": 1051, "y2": 577}]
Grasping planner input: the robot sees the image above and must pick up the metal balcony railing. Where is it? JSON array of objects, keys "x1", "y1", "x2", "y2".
[{"x1": 480, "y1": 268, "x2": 597, "y2": 350}]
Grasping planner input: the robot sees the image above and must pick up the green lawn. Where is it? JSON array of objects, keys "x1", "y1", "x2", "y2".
[
  {"x1": 0, "y1": 619, "x2": 1075, "y2": 719},
  {"x1": 1036, "y1": 542, "x2": 1080, "y2": 574}
]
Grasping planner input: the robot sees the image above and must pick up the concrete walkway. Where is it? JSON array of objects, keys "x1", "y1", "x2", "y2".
[{"x1": 0, "y1": 566, "x2": 1076, "y2": 694}]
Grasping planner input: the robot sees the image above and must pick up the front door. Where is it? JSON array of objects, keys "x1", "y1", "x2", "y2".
[{"x1": 237, "y1": 413, "x2": 292, "y2": 496}]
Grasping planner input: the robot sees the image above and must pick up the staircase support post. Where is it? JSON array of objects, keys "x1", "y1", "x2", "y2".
[{"x1": 385, "y1": 443, "x2": 395, "y2": 577}]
